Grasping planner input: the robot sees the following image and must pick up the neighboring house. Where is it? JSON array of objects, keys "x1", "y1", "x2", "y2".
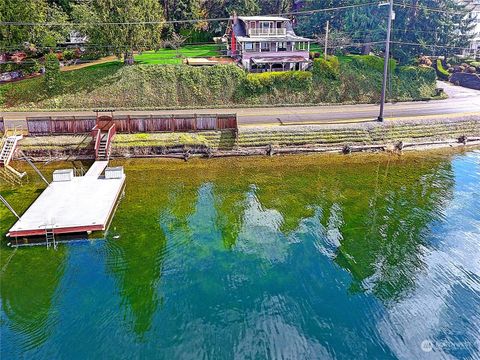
[
  {"x1": 224, "y1": 14, "x2": 313, "y2": 72},
  {"x1": 459, "y1": 0, "x2": 480, "y2": 57},
  {"x1": 58, "y1": 31, "x2": 88, "y2": 46}
]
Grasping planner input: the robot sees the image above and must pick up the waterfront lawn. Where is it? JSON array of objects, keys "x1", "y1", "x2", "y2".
[{"x1": 134, "y1": 44, "x2": 221, "y2": 64}]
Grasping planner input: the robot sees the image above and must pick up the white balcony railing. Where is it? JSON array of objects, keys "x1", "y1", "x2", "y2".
[{"x1": 248, "y1": 28, "x2": 287, "y2": 37}]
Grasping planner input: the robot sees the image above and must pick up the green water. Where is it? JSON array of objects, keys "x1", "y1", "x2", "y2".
[{"x1": 1, "y1": 151, "x2": 479, "y2": 359}]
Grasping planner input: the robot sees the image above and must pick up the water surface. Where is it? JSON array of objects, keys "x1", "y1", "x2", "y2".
[{"x1": 1, "y1": 150, "x2": 479, "y2": 359}]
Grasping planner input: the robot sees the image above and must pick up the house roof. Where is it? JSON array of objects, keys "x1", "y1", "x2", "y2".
[{"x1": 238, "y1": 16, "x2": 290, "y2": 22}]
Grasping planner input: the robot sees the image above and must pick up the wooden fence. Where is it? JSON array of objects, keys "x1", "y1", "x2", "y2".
[{"x1": 26, "y1": 114, "x2": 237, "y2": 135}]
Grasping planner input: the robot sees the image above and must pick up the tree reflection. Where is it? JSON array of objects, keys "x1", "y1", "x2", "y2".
[{"x1": 0, "y1": 247, "x2": 66, "y2": 350}]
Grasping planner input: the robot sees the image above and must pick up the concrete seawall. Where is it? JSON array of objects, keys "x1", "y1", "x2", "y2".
[{"x1": 14, "y1": 114, "x2": 480, "y2": 161}]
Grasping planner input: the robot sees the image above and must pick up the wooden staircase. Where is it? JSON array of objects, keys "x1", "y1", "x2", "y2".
[
  {"x1": 0, "y1": 167, "x2": 23, "y2": 185},
  {"x1": 97, "y1": 133, "x2": 110, "y2": 160},
  {"x1": 0, "y1": 135, "x2": 21, "y2": 167},
  {"x1": 92, "y1": 117, "x2": 116, "y2": 161},
  {"x1": 0, "y1": 134, "x2": 26, "y2": 181}
]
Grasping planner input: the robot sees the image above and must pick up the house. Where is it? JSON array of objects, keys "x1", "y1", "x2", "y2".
[
  {"x1": 224, "y1": 14, "x2": 313, "y2": 72},
  {"x1": 458, "y1": 0, "x2": 480, "y2": 58},
  {"x1": 58, "y1": 31, "x2": 88, "y2": 47}
]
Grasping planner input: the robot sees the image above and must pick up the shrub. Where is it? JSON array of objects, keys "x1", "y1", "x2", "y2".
[
  {"x1": 470, "y1": 61, "x2": 480, "y2": 71},
  {"x1": 350, "y1": 55, "x2": 397, "y2": 73},
  {"x1": 44, "y1": 53, "x2": 61, "y2": 93},
  {"x1": 22, "y1": 59, "x2": 42, "y2": 75},
  {"x1": 241, "y1": 71, "x2": 313, "y2": 97},
  {"x1": 312, "y1": 56, "x2": 340, "y2": 81},
  {"x1": 436, "y1": 59, "x2": 450, "y2": 80},
  {"x1": 63, "y1": 50, "x2": 76, "y2": 61},
  {"x1": 393, "y1": 66, "x2": 437, "y2": 100}
]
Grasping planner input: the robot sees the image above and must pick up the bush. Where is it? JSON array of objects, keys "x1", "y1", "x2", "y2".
[
  {"x1": 44, "y1": 53, "x2": 60, "y2": 93},
  {"x1": 312, "y1": 56, "x2": 340, "y2": 81},
  {"x1": 241, "y1": 71, "x2": 312, "y2": 97},
  {"x1": 351, "y1": 55, "x2": 397, "y2": 73},
  {"x1": 63, "y1": 50, "x2": 76, "y2": 61},
  {"x1": 392, "y1": 66, "x2": 437, "y2": 100},
  {"x1": 22, "y1": 59, "x2": 42, "y2": 75},
  {"x1": 470, "y1": 61, "x2": 480, "y2": 71},
  {"x1": 436, "y1": 59, "x2": 450, "y2": 80}
]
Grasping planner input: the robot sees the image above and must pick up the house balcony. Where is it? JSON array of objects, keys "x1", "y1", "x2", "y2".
[{"x1": 248, "y1": 28, "x2": 287, "y2": 37}]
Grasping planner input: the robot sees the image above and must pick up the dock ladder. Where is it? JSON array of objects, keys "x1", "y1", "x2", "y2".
[{"x1": 45, "y1": 227, "x2": 57, "y2": 249}]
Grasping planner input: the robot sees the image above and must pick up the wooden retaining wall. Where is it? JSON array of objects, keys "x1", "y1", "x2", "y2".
[{"x1": 26, "y1": 114, "x2": 237, "y2": 135}]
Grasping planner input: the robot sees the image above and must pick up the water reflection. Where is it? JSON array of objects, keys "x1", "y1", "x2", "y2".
[
  {"x1": 1, "y1": 151, "x2": 479, "y2": 358},
  {"x1": 0, "y1": 247, "x2": 66, "y2": 351}
]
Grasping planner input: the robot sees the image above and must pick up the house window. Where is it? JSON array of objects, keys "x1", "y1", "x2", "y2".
[
  {"x1": 261, "y1": 42, "x2": 270, "y2": 51},
  {"x1": 244, "y1": 42, "x2": 253, "y2": 52},
  {"x1": 261, "y1": 21, "x2": 271, "y2": 29},
  {"x1": 277, "y1": 42, "x2": 287, "y2": 51},
  {"x1": 294, "y1": 42, "x2": 306, "y2": 51}
]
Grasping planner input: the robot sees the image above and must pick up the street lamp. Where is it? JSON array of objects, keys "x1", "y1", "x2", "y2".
[{"x1": 378, "y1": 0, "x2": 394, "y2": 122}]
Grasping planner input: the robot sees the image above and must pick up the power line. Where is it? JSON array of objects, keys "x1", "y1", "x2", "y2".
[
  {"x1": 393, "y1": 3, "x2": 470, "y2": 15},
  {"x1": 0, "y1": 2, "x2": 382, "y2": 27},
  {"x1": 391, "y1": 41, "x2": 472, "y2": 50}
]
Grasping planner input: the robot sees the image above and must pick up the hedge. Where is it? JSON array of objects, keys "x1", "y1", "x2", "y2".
[
  {"x1": 312, "y1": 56, "x2": 340, "y2": 81},
  {"x1": 436, "y1": 59, "x2": 450, "y2": 80},
  {"x1": 350, "y1": 55, "x2": 397, "y2": 73},
  {"x1": 240, "y1": 71, "x2": 313, "y2": 97}
]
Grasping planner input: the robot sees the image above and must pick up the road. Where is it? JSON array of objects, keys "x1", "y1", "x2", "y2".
[{"x1": 1, "y1": 81, "x2": 479, "y2": 127}]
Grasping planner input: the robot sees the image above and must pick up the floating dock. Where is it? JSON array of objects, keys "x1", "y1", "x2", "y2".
[{"x1": 7, "y1": 161, "x2": 125, "y2": 238}]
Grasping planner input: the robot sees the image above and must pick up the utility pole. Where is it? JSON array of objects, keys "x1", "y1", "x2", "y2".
[
  {"x1": 378, "y1": 0, "x2": 394, "y2": 122},
  {"x1": 324, "y1": 20, "x2": 330, "y2": 59}
]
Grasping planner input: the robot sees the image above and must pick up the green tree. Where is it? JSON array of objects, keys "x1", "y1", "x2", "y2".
[
  {"x1": 0, "y1": 0, "x2": 69, "y2": 50},
  {"x1": 72, "y1": 0, "x2": 165, "y2": 65},
  {"x1": 44, "y1": 52, "x2": 60, "y2": 93}
]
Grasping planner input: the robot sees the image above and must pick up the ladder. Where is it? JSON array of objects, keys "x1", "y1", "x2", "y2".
[
  {"x1": 45, "y1": 228, "x2": 57, "y2": 249},
  {"x1": 0, "y1": 167, "x2": 23, "y2": 186},
  {"x1": 0, "y1": 136, "x2": 17, "y2": 166}
]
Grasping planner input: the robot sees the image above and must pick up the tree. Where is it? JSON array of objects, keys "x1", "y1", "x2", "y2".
[
  {"x1": 292, "y1": 0, "x2": 476, "y2": 63},
  {"x1": 0, "y1": 0, "x2": 69, "y2": 50},
  {"x1": 316, "y1": 30, "x2": 352, "y2": 55},
  {"x1": 166, "y1": 32, "x2": 186, "y2": 58},
  {"x1": 72, "y1": 0, "x2": 165, "y2": 65},
  {"x1": 44, "y1": 52, "x2": 60, "y2": 93}
]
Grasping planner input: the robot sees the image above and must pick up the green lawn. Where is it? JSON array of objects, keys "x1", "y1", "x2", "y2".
[{"x1": 134, "y1": 44, "x2": 221, "y2": 64}]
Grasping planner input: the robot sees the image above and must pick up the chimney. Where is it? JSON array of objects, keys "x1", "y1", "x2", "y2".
[{"x1": 233, "y1": 11, "x2": 238, "y2": 24}]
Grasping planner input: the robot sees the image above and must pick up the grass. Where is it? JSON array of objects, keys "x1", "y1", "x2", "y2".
[
  {"x1": 134, "y1": 44, "x2": 221, "y2": 65},
  {"x1": 0, "y1": 48, "x2": 438, "y2": 110}
]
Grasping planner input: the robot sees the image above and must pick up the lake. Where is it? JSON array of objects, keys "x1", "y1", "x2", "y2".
[{"x1": 1, "y1": 150, "x2": 479, "y2": 359}]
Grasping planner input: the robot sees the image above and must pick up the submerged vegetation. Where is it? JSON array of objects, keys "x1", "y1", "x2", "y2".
[{"x1": 0, "y1": 55, "x2": 437, "y2": 110}]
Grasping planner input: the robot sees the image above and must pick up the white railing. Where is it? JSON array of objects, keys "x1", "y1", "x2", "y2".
[{"x1": 248, "y1": 28, "x2": 287, "y2": 37}]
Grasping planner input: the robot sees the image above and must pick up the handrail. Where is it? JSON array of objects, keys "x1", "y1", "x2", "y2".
[
  {"x1": 92, "y1": 125, "x2": 101, "y2": 159},
  {"x1": 104, "y1": 123, "x2": 116, "y2": 160},
  {"x1": 248, "y1": 28, "x2": 286, "y2": 37}
]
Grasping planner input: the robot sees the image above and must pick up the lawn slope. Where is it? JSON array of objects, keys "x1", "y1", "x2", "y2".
[{"x1": 0, "y1": 55, "x2": 438, "y2": 110}]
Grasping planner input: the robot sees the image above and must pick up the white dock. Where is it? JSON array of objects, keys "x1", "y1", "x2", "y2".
[{"x1": 8, "y1": 161, "x2": 125, "y2": 238}]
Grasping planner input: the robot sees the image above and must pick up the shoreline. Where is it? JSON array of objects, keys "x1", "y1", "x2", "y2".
[{"x1": 11, "y1": 114, "x2": 480, "y2": 162}]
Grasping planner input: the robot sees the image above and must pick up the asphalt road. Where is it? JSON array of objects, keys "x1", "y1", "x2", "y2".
[{"x1": 2, "y1": 81, "x2": 479, "y2": 127}]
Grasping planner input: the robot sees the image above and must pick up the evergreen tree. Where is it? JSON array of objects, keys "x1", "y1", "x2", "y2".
[{"x1": 44, "y1": 52, "x2": 60, "y2": 93}]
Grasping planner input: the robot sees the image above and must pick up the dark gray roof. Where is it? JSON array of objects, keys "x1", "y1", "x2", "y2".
[{"x1": 233, "y1": 21, "x2": 246, "y2": 37}]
